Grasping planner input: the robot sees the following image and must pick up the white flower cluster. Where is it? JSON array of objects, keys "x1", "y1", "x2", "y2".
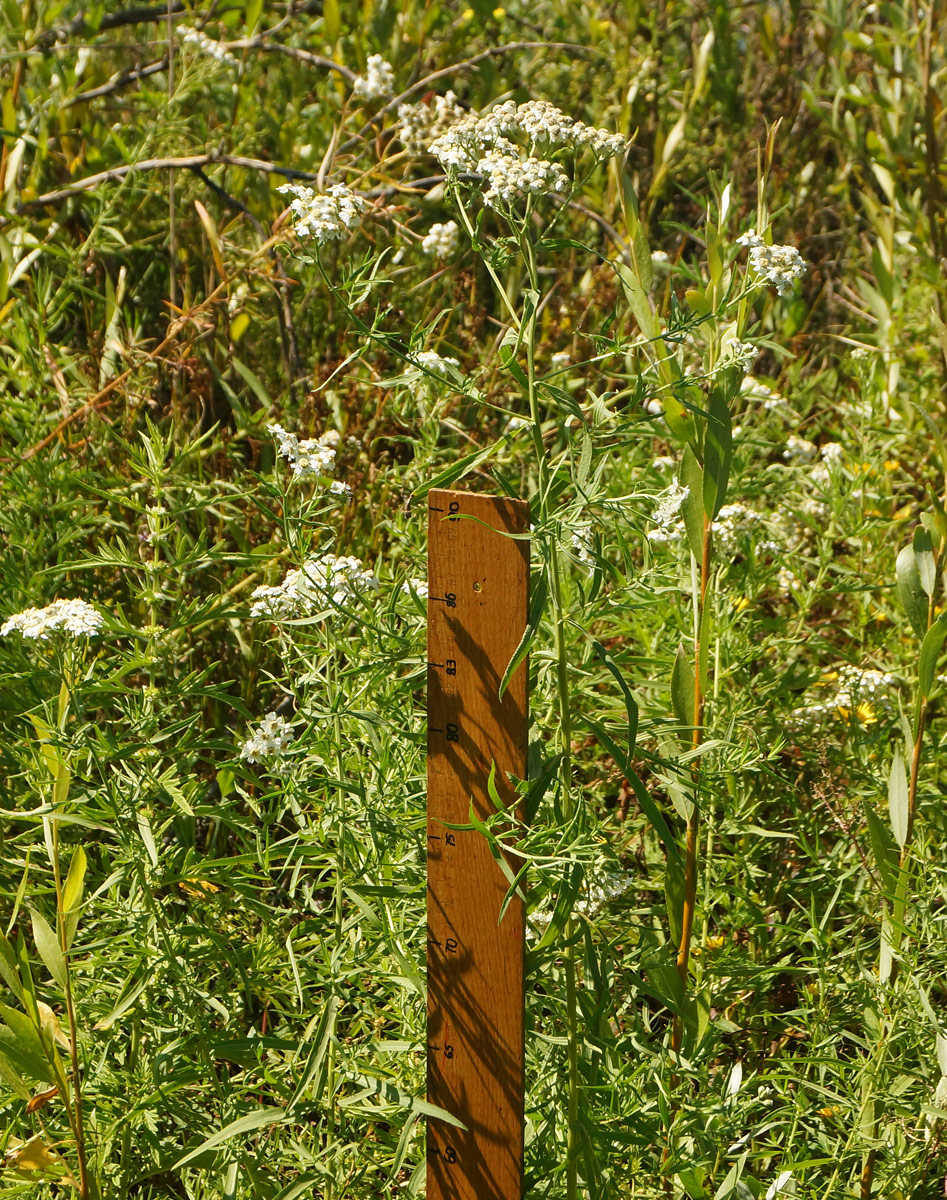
[
  {"x1": 737, "y1": 229, "x2": 807, "y2": 296},
  {"x1": 402, "y1": 577, "x2": 429, "y2": 599},
  {"x1": 551, "y1": 351, "x2": 571, "y2": 371},
  {"x1": 741, "y1": 375, "x2": 788, "y2": 412},
  {"x1": 268, "y1": 423, "x2": 338, "y2": 480},
  {"x1": 421, "y1": 220, "x2": 459, "y2": 258},
  {"x1": 397, "y1": 91, "x2": 465, "y2": 155},
  {"x1": 476, "y1": 150, "x2": 569, "y2": 208},
  {"x1": 240, "y1": 712, "x2": 293, "y2": 764},
  {"x1": 821, "y1": 441, "x2": 844, "y2": 465},
  {"x1": 178, "y1": 25, "x2": 238, "y2": 67},
  {"x1": 724, "y1": 340, "x2": 757, "y2": 372},
  {"x1": 2, "y1": 598, "x2": 103, "y2": 640},
  {"x1": 651, "y1": 480, "x2": 689, "y2": 527},
  {"x1": 783, "y1": 435, "x2": 818, "y2": 464},
  {"x1": 571, "y1": 525, "x2": 595, "y2": 570},
  {"x1": 714, "y1": 503, "x2": 772, "y2": 556},
  {"x1": 530, "y1": 871, "x2": 633, "y2": 939},
  {"x1": 415, "y1": 350, "x2": 460, "y2": 376},
  {"x1": 429, "y1": 99, "x2": 624, "y2": 206},
  {"x1": 352, "y1": 54, "x2": 394, "y2": 101},
  {"x1": 788, "y1": 665, "x2": 897, "y2": 731},
  {"x1": 250, "y1": 555, "x2": 378, "y2": 619},
  {"x1": 277, "y1": 183, "x2": 366, "y2": 243}
]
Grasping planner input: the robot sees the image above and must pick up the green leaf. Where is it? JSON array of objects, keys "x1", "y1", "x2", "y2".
[
  {"x1": 896, "y1": 544, "x2": 928, "y2": 638},
  {"x1": 590, "y1": 639, "x2": 639, "y2": 761},
  {"x1": 665, "y1": 863, "x2": 685, "y2": 947},
  {"x1": 0, "y1": 1003, "x2": 49, "y2": 1083},
  {"x1": 62, "y1": 846, "x2": 86, "y2": 951},
  {"x1": 913, "y1": 526, "x2": 936, "y2": 597},
  {"x1": 231, "y1": 357, "x2": 273, "y2": 411},
  {"x1": 498, "y1": 570, "x2": 546, "y2": 702},
  {"x1": 245, "y1": 0, "x2": 263, "y2": 34},
  {"x1": 702, "y1": 380, "x2": 733, "y2": 520},
  {"x1": 584, "y1": 719, "x2": 681, "y2": 864},
  {"x1": 172, "y1": 1107, "x2": 286, "y2": 1170},
  {"x1": 0, "y1": 930, "x2": 24, "y2": 1003},
  {"x1": 575, "y1": 428, "x2": 593, "y2": 491},
  {"x1": 412, "y1": 437, "x2": 508, "y2": 497},
  {"x1": 919, "y1": 610, "x2": 947, "y2": 698},
  {"x1": 863, "y1": 802, "x2": 899, "y2": 893},
  {"x1": 287, "y1": 996, "x2": 337, "y2": 1113},
  {"x1": 29, "y1": 910, "x2": 67, "y2": 992},
  {"x1": 888, "y1": 746, "x2": 909, "y2": 849},
  {"x1": 680, "y1": 446, "x2": 705, "y2": 561},
  {"x1": 671, "y1": 645, "x2": 695, "y2": 731},
  {"x1": 532, "y1": 862, "x2": 584, "y2": 952},
  {"x1": 0, "y1": 1044, "x2": 31, "y2": 1100}
]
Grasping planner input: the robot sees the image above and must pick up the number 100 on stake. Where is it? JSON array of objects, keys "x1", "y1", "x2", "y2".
[{"x1": 426, "y1": 488, "x2": 529, "y2": 1200}]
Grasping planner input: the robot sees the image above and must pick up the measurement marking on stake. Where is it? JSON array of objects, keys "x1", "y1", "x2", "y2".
[{"x1": 427, "y1": 487, "x2": 529, "y2": 1200}]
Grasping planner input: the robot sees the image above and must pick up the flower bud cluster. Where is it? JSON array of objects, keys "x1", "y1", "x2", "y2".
[
  {"x1": 421, "y1": 220, "x2": 460, "y2": 258},
  {"x1": 277, "y1": 183, "x2": 366, "y2": 243},
  {"x1": 415, "y1": 350, "x2": 460, "y2": 376},
  {"x1": 397, "y1": 91, "x2": 465, "y2": 155},
  {"x1": 352, "y1": 54, "x2": 394, "y2": 101},
  {"x1": 178, "y1": 26, "x2": 238, "y2": 67}
]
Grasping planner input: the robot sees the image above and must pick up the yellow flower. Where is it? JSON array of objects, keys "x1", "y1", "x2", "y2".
[
  {"x1": 493, "y1": 6, "x2": 506, "y2": 17},
  {"x1": 733, "y1": 596, "x2": 750, "y2": 612},
  {"x1": 883, "y1": 460, "x2": 901, "y2": 473},
  {"x1": 705, "y1": 935, "x2": 727, "y2": 951},
  {"x1": 819, "y1": 1105, "x2": 840, "y2": 1119},
  {"x1": 855, "y1": 702, "x2": 877, "y2": 725}
]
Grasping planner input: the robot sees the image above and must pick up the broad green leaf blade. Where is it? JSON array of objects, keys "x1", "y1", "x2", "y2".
[
  {"x1": 896, "y1": 544, "x2": 928, "y2": 638},
  {"x1": 62, "y1": 846, "x2": 86, "y2": 951},
  {"x1": 172, "y1": 1107, "x2": 285, "y2": 1170},
  {"x1": 863, "y1": 802, "x2": 898, "y2": 893},
  {"x1": 919, "y1": 611, "x2": 947, "y2": 698},
  {"x1": 913, "y1": 526, "x2": 936, "y2": 596},
  {"x1": 680, "y1": 446, "x2": 704, "y2": 561},
  {"x1": 0, "y1": 930, "x2": 24, "y2": 1002},
  {"x1": 30, "y1": 910, "x2": 67, "y2": 992},
  {"x1": 702, "y1": 380, "x2": 733, "y2": 520},
  {"x1": 888, "y1": 746, "x2": 909, "y2": 849},
  {"x1": 671, "y1": 645, "x2": 696, "y2": 731}
]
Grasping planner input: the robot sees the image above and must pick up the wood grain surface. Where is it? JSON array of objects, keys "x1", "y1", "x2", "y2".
[{"x1": 426, "y1": 488, "x2": 529, "y2": 1200}]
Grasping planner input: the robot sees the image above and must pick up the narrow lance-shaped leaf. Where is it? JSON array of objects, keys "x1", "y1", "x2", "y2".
[
  {"x1": 671, "y1": 644, "x2": 696, "y2": 731},
  {"x1": 913, "y1": 526, "x2": 936, "y2": 597},
  {"x1": 888, "y1": 745, "x2": 909, "y2": 850},
  {"x1": 30, "y1": 910, "x2": 67, "y2": 992},
  {"x1": 702, "y1": 381, "x2": 733, "y2": 520},
  {"x1": 680, "y1": 445, "x2": 704, "y2": 562}
]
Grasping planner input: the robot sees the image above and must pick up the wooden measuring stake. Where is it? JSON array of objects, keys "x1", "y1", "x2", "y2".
[{"x1": 426, "y1": 488, "x2": 529, "y2": 1200}]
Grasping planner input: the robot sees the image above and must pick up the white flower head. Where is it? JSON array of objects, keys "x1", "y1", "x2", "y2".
[
  {"x1": 784, "y1": 435, "x2": 818, "y2": 464},
  {"x1": 415, "y1": 350, "x2": 460, "y2": 377},
  {"x1": 2, "y1": 598, "x2": 104, "y2": 641},
  {"x1": 352, "y1": 54, "x2": 394, "y2": 101},
  {"x1": 738, "y1": 229, "x2": 807, "y2": 296},
  {"x1": 724, "y1": 339, "x2": 757, "y2": 372},
  {"x1": 402, "y1": 577, "x2": 429, "y2": 599},
  {"x1": 421, "y1": 220, "x2": 460, "y2": 258},
  {"x1": 241, "y1": 712, "x2": 294, "y2": 764},
  {"x1": 651, "y1": 480, "x2": 689, "y2": 527},
  {"x1": 178, "y1": 25, "x2": 238, "y2": 67},
  {"x1": 250, "y1": 555, "x2": 378, "y2": 620},
  {"x1": 268, "y1": 422, "x2": 338, "y2": 480},
  {"x1": 277, "y1": 182, "x2": 366, "y2": 244}
]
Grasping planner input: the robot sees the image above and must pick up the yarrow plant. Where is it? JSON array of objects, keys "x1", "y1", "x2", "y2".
[
  {"x1": 421, "y1": 220, "x2": 460, "y2": 259},
  {"x1": 177, "y1": 25, "x2": 238, "y2": 68},
  {"x1": 268, "y1": 422, "x2": 339, "y2": 480},
  {"x1": 277, "y1": 183, "x2": 366, "y2": 243},
  {"x1": 250, "y1": 554, "x2": 378, "y2": 619},
  {"x1": 240, "y1": 711, "x2": 294, "y2": 764},
  {"x1": 737, "y1": 227, "x2": 808, "y2": 295},
  {"x1": 1, "y1": 598, "x2": 103, "y2": 640},
  {"x1": 352, "y1": 54, "x2": 394, "y2": 101}
]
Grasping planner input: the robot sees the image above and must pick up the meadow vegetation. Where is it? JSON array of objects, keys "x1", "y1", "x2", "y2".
[{"x1": 2, "y1": 1, "x2": 947, "y2": 1197}]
